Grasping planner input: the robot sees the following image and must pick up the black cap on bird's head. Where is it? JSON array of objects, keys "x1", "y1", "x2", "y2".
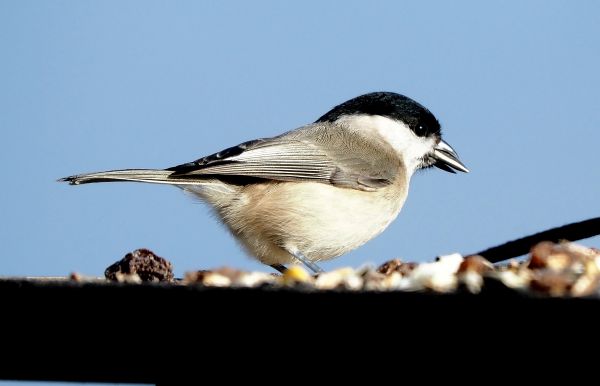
[
  {"x1": 317, "y1": 92, "x2": 469, "y2": 173},
  {"x1": 316, "y1": 92, "x2": 441, "y2": 138}
]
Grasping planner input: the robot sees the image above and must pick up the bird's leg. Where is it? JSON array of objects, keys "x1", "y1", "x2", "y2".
[
  {"x1": 289, "y1": 250, "x2": 324, "y2": 274},
  {"x1": 272, "y1": 248, "x2": 325, "y2": 274}
]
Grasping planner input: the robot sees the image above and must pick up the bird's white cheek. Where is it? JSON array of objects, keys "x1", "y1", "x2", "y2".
[
  {"x1": 402, "y1": 139, "x2": 437, "y2": 175},
  {"x1": 367, "y1": 117, "x2": 435, "y2": 174},
  {"x1": 336, "y1": 114, "x2": 436, "y2": 175}
]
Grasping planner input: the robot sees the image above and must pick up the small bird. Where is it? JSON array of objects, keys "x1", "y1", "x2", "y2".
[{"x1": 60, "y1": 92, "x2": 468, "y2": 273}]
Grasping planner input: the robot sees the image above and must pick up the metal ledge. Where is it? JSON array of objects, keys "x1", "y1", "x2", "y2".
[{"x1": 0, "y1": 277, "x2": 596, "y2": 383}]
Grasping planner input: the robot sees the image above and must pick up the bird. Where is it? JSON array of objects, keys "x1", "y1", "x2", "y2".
[{"x1": 60, "y1": 92, "x2": 468, "y2": 274}]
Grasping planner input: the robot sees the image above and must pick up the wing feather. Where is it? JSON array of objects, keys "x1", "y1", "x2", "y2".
[{"x1": 167, "y1": 123, "x2": 401, "y2": 191}]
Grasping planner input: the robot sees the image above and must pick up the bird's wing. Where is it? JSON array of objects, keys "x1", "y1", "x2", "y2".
[{"x1": 167, "y1": 123, "x2": 401, "y2": 191}]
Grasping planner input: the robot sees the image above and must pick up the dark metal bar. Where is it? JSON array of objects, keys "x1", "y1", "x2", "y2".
[{"x1": 472, "y1": 217, "x2": 600, "y2": 262}]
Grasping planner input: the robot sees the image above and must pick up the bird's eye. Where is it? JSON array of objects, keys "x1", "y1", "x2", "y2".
[{"x1": 414, "y1": 124, "x2": 427, "y2": 137}]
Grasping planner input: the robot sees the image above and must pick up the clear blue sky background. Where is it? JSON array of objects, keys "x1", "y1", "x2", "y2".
[
  {"x1": 1, "y1": 1, "x2": 598, "y2": 383},
  {"x1": 1, "y1": 1, "x2": 599, "y2": 380}
]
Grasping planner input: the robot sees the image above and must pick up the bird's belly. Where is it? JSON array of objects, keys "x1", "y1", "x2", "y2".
[{"x1": 222, "y1": 181, "x2": 407, "y2": 265}]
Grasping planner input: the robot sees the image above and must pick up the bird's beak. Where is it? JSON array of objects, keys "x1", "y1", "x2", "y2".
[{"x1": 432, "y1": 140, "x2": 469, "y2": 173}]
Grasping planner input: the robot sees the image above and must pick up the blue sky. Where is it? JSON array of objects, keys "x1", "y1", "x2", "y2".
[{"x1": 2, "y1": 0, "x2": 599, "y2": 289}]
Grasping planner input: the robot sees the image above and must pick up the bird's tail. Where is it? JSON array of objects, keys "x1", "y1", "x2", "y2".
[{"x1": 59, "y1": 169, "x2": 198, "y2": 186}]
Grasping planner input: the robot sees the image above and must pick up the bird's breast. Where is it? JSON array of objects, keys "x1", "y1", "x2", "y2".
[{"x1": 223, "y1": 178, "x2": 409, "y2": 263}]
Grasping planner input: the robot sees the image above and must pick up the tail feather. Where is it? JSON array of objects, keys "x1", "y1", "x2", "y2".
[{"x1": 59, "y1": 169, "x2": 200, "y2": 185}]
